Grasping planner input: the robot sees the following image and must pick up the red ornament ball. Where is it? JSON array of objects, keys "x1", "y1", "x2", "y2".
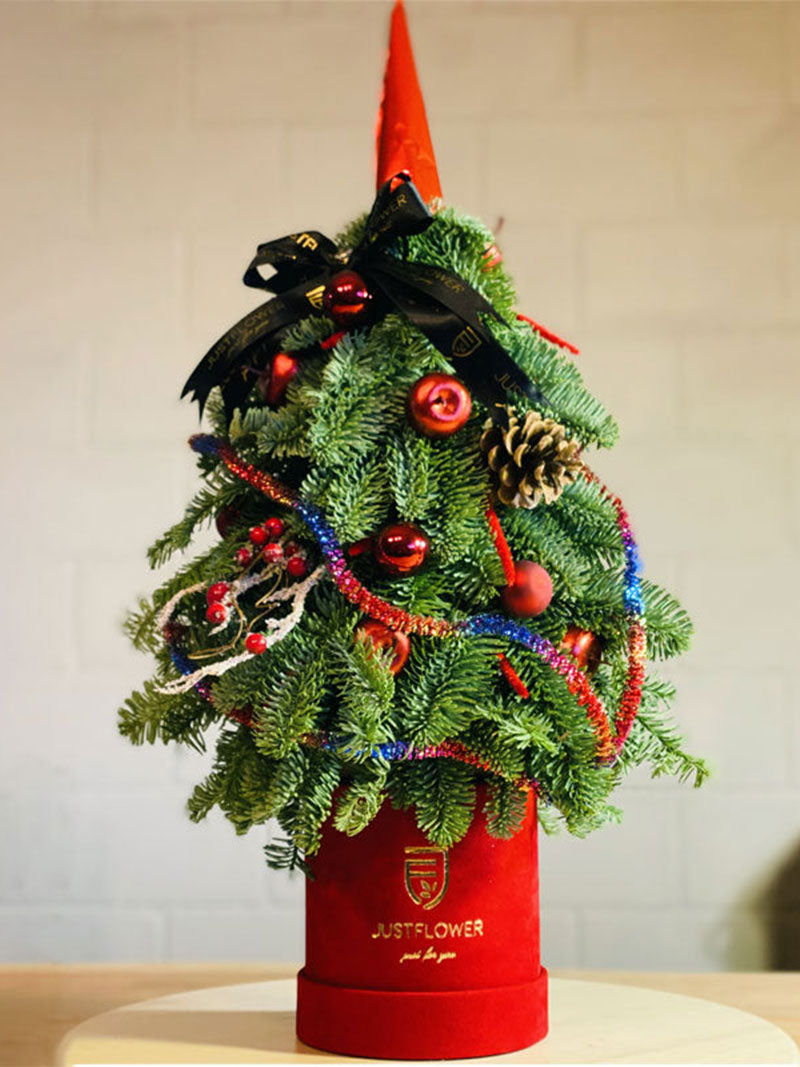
[
  {"x1": 323, "y1": 270, "x2": 373, "y2": 327},
  {"x1": 206, "y1": 581, "x2": 229, "y2": 604},
  {"x1": 560, "y1": 627, "x2": 603, "y2": 674},
  {"x1": 356, "y1": 620, "x2": 410, "y2": 674},
  {"x1": 234, "y1": 547, "x2": 253, "y2": 567},
  {"x1": 406, "y1": 374, "x2": 472, "y2": 438},
  {"x1": 373, "y1": 522, "x2": 430, "y2": 576},
  {"x1": 245, "y1": 632, "x2": 268, "y2": 655},
  {"x1": 258, "y1": 351, "x2": 300, "y2": 407},
  {"x1": 284, "y1": 541, "x2": 300, "y2": 558},
  {"x1": 262, "y1": 543, "x2": 284, "y2": 563},
  {"x1": 264, "y1": 516, "x2": 285, "y2": 539},
  {"x1": 215, "y1": 506, "x2": 240, "y2": 538},
  {"x1": 249, "y1": 525, "x2": 268, "y2": 546},
  {"x1": 286, "y1": 556, "x2": 308, "y2": 579},
  {"x1": 206, "y1": 602, "x2": 228, "y2": 625},
  {"x1": 501, "y1": 561, "x2": 553, "y2": 617}
]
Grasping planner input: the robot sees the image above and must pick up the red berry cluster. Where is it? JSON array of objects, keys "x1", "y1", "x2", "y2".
[
  {"x1": 234, "y1": 517, "x2": 309, "y2": 579},
  {"x1": 205, "y1": 581, "x2": 230, "y2": 624},
  {"x1": 203, "y1": 514, "x2": 312, "y2": 656},
  {"x1": 249, "y1": 516, "x2": 285, "y2": 548}
]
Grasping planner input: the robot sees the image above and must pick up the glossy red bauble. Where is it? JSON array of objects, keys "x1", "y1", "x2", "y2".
[
  {"x1": 234, "y1": 547, "x2": 253, "y2": 567},
  {"x1": 406, "y1": 373, "x2": 472, "y2": 438},
  {"x1": 356, "y1": 620, "x2": 410, "y2": 674},
  {"x1": 284, "y1": 541, "x2": 300, "y2": 558},
  {"x1": 206, "y1": 582, "x2": 229, "y2": 604},
  {"x1": 249, "y1": 526, "x2": 268, "y2": 546},
  {"x1": 373, "y1": 522, "x2": 429, "y2": 576},
  {"x1": 560, "y1": 627, "x2": 603, "y2": 674},
  {"x1": 245, "y1": 633, "x2": 268, "y2": 655},
  {"x1": 264, "y1": 517, "x2": 285, "y2": 539},
  {"x1": 262, "y1": 543, "x2": 284, "y2": 563},
  {"x1": 286, "y1": 556, "x2": 308, "y2": 579},
  {"x1": 501, "y1": 561, "x2": 553, "y2": 617},
  {"x1": 206, "y1": 602, "x2": 228, "y2": 625},
  {"x1": 323, "y1": 270, "x2": 373, "y2": 327},
  {"x1": 259, "y1": 351, "x2": 300, "y2": 407}
]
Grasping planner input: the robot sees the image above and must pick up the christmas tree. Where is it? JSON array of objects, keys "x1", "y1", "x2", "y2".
[{"x1": 120, "y1": 1, "x2": 706, "y2": 875}]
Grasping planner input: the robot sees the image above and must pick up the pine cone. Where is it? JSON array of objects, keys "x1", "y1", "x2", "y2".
[{"x1": 481, "y1": 408, "x2": 581, "y2": 508}]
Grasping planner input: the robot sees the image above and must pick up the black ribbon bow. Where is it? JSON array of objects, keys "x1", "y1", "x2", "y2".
[{"x1": 182, "y1": 173, "x2": 546, "y2": 419}]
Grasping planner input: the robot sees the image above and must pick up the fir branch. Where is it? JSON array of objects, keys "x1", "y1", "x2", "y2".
[
  {"x1": 641, "y1": 581, "x2": 694, "y2": 660},
  {"x1": 484, "y1": 779, "x2": 530, "y2": 839},
  {"x1": 446, "y1": 537, "x2": 506, "y2": 608},
  {"x1": 569, "y1": 573, "x2": 693, "y2": 661},
  {"x1": 397, "y1": 639, "x2": 496, "y2": 746},
  {"x1": 262, "y1": 745, "x2": 308, "y2": 819},
  {"x1": 460, "y1": 719, "x2": 527, "y2": 781},
  {"x1": 617, "y1": 676, "x2": 710, "y2": 786},
  {"x1": 123, "y1": 597, "x2": 161, "y2": 654},
  {"x1": 118, "y1": 679, "x2": 215, "y2": 751},
  {"x1": 501, "y1": 507, "x2": 590, "y2": 599},
  {"x1": 477, "y1": 699, "x2": 557, "y2": 753},
  {"x1": 498, "y1": 322, "x2": 619, "y2": 449},
  {"x1": 254, "y1": 665, "x2": 326, "y2": 759},
  {"x1": 386, "y1": 430, "x2": 436, "y2": 522},
  {"x1": 280, "y1": 314, "x2": 336, "y2": 352},
  {"x1": 394, "y1": 760, "x2": 477, "y2": 848},
  {"x1": 256, "y1": 404, "x2": 310, "y2": 459},
  {"x1": 147, "y1": 481, "x2": 241, "y2": 570},
  {"x1": 425, "y1": 429, "x2": 489, "y2": 560},
  {"x1": 312, "y1": 454, "x2": 392, "y2": 543},
  {"x1": 329, "y1": 634, "x2": 395, "y2": 753},
  {"x1": 280, "y1": 747, "x2": 341, "y2": 855},
  {"x1": 214, "y1": 639, "x2": 326, "y2": 760},
  {"x1": 188, "y1": 726, "x2": 276, "y2": 832},
  {"x1": 550, "y1": 476, "x2": 624, "y2": 568},
  {"x1": 305, "y1": 335, "x2": 400, "y2": 467},
  {"x1": 334, "y1": 771, "x2": 388, "y2": 836},
  {"x1": 263, "y1": 836, "x2": 311, "y2": 876},
  {"x1": 370, "y1": 569, "x2": 453, "y2": 618}
]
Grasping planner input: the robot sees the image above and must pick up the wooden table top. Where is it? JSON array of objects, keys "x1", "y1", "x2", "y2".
[{"x1": 2, "y1": 964, "x2": 799, "y2": 1067}]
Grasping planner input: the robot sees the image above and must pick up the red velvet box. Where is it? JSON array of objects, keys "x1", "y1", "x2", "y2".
[{"x1": 296, "y1": 788, "x2": 548, "y2": 1059}]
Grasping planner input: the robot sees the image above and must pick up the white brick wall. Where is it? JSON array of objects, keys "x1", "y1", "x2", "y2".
[{"x1": 1, "y1": 0, "x2": 798, "y2": 971}]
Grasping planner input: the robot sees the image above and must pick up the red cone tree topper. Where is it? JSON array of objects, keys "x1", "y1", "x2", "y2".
[{"x1": 375, "y1": 0, "x2": 442, "y2": 203}]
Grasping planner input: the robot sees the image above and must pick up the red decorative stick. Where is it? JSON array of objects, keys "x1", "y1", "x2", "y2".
[
  {"x1": 486, "y1": 504, "x2": 516, "y2": 586},
  {"x1": 517, "y1": 312, "x2": 579, "y2": 356},
  {"x1": 498, "y1": 653, "x2": 530, "y2": 699}
]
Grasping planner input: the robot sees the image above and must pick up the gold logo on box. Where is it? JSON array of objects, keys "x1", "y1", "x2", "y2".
[{"x1": 404, "y1": 846, "x2": 449, "y2": 910}]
